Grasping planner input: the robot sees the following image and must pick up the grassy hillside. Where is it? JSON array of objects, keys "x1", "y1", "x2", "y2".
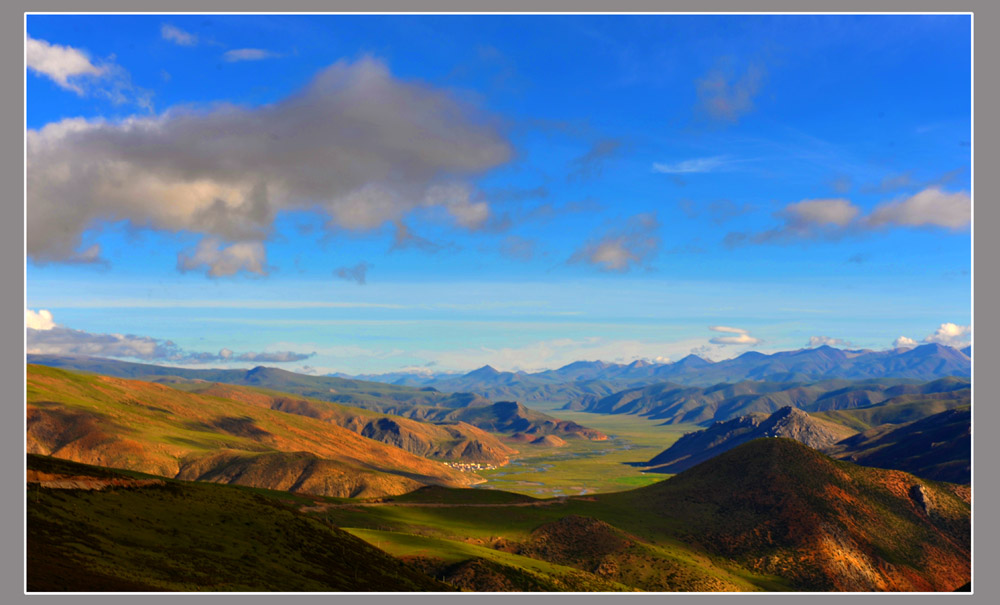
[
  {"x1": 26, "y1": 454, "x2": 451, "y2": 592},
  {"x1": 316, "y1": 439, "x2": 970, "y2": 592},
  {"x1": 27, "y1": 364, "x2": 477, "y2": 498}
]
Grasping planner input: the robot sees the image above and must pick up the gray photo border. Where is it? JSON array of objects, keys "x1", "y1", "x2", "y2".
[{"x1": 3, "y1": 2, "x2": 994, "y2": 604}]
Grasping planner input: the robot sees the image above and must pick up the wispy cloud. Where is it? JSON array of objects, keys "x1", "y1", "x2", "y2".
[
  {"x1": 161, "y1": 24, "x2": 197, "y2": 46},
  {"x1": 695, "y1": 59, "x2": 766, "y2": 123},
  {"x1": 177, "y1": 239, "x2": 269, "y2": 278},
  {"x1": 26, "y1": 34, "x2": 151, "y2": 108},
  {"x1": 708, "y1": 325, "x2": 761, "y2": 345},
  {"x1": 334, "y1": 261, "x2": 371, "y2": 285},
  {"x1": 568, "y1": 138, "x2": 625, "y2": 180},
  {"x1": 223, "y1": 48, "x2": 281, "y2": 62},
  {"x1": 808, "y1": 335, "x2": 851, "y2": 348},
  {"x1": 25, "y1": 309, "x2": 313, "y2": 364},
  {"x1": 653, "y1": 155, "x2": 732, "y2": 174},
  {"x1": 569, "y1": 213, "x2": 660, "y2": 273}
]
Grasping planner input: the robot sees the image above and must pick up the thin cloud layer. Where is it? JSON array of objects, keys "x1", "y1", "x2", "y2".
[
  {"x1": 27, "y1": 56, "x2": 512, "y2": 268},
  {"x1": 808, "y1": 335, "x2": 851, "y2": 348},
  {"x1": 653, "y1": 156, "x2": 731, "y2": 174},
  {"x1": 569, "y1": 213, "x2": 660, "y2": 273},
  {"x1": 224, "y1": 48, "x2": 280, "y2": 62},
  {"x1": 25, "y1": 309, "x2": 312, "y2": 363}
]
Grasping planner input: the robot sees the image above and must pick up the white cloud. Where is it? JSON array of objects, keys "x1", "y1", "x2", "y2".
[
  {"x1": 26, "y1": 309, "x2": 56, "y2": 331},
  {"x1": 923, "y1": 322, "x2": 971, "y2": 348},
  {"x1": 653, "y1": 156, "x2": 730, "y2": 174},
  {"x1": 866, "y1": 187, "x2": 971, "y2": 230},
  {"x1": 27, "y1": 56, "x2": 510, "y2": 267},
  {"x1": 707, "y1": 325, "x2": 760, "y2": 346},
  {"x1": 808, "y1": 335, "x2": 850, "y2": 348},
  {"x1": 223, "y1": 48, "x2": 279, "y2": 62},
  {"x1": 709, "y1": 333, "x2": 761, "y2": 345},
  {"x1": 709, "y1": 325, "x2": 748, "y2": 334},
  {"x1": 26, "y1": 35, "x2": 105, "y2": 94},
  {"x1": 161, "y1": 24, "x2": 197, "y2": 46},
  {"x1": 893, "y1": 336, "x2": 918, "y2": 349},
  {"x1": 177, "y1": 239, "x2": 268, "y2": 278},
  {"x1": 569, "y1": 213, "x2": 660, "y2": 273},
  {"x1": 26, "y1": 35, "x2": 150, "y2": 109}
]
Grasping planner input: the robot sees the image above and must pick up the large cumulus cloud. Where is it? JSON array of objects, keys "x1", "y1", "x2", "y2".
[{"x1": 27, "y1": 56, "x2": 512, "y2": 273}]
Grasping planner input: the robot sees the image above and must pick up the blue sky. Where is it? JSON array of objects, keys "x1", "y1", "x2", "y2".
[{"x1": 25, "y1": 14, "x2": 972, "y2": 374}]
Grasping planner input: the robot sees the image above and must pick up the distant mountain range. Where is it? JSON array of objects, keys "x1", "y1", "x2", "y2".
[
  {"x1": 333, "y1": 344, "x2": 971, "y2": 406},
  {"x1": 572, "y1": 375, "x2": 970, "y2": 425}
]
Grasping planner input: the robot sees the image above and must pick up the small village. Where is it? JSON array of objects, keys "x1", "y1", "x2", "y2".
[{"x1": 442, "y1": 461, "x2": 500, "y2": 472}]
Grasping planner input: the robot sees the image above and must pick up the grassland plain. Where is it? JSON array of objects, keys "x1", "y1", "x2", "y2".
[{"x1": 475, "y1": 410, "x2": 699, "y2": 496}]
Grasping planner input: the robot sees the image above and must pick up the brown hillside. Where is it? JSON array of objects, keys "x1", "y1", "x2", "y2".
[
  {"x1": 189, "y1": 383, "x2": 518, "y2": 465},
  {"x1": 26, "y1": 365, "x2": 478, "y2": 498}
]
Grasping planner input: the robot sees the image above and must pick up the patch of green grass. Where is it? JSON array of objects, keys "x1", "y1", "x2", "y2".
[{"x1": 344, "y1": 528, "x2": 633, "y2": 591}]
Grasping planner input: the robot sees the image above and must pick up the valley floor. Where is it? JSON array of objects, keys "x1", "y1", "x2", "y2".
[{"x1": 474, "y1": 411, "x2": 698, "y2": 497}]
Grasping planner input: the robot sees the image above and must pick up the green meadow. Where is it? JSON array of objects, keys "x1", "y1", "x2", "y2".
[{"x1": 473, "y1": 410, "x2": 698, "y2": 496}]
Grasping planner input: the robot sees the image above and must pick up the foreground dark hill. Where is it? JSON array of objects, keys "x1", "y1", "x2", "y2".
[
  {"x1": 641, "y1": 407, "x2": 855, "y2": 474},
  {"x1": 825, "y1": 408, "x2": 971, "y2": 484},
  {"x1": 26, "y1": 454, "x2": 451, "y2": 592},
  {"x1": 28, "y1": 355, "x2": 605, "y2": 441},
  {"x1": 26, "y1": 365, "x2": 477, "y2": 498},
  {"x1": 603, "y1": 439, "x2": 971, "y2": 591}
]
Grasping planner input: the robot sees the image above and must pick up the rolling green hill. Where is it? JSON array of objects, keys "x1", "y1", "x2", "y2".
[{"x1": 314, "y1": 439, "x2": 970, "y2": 592}]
